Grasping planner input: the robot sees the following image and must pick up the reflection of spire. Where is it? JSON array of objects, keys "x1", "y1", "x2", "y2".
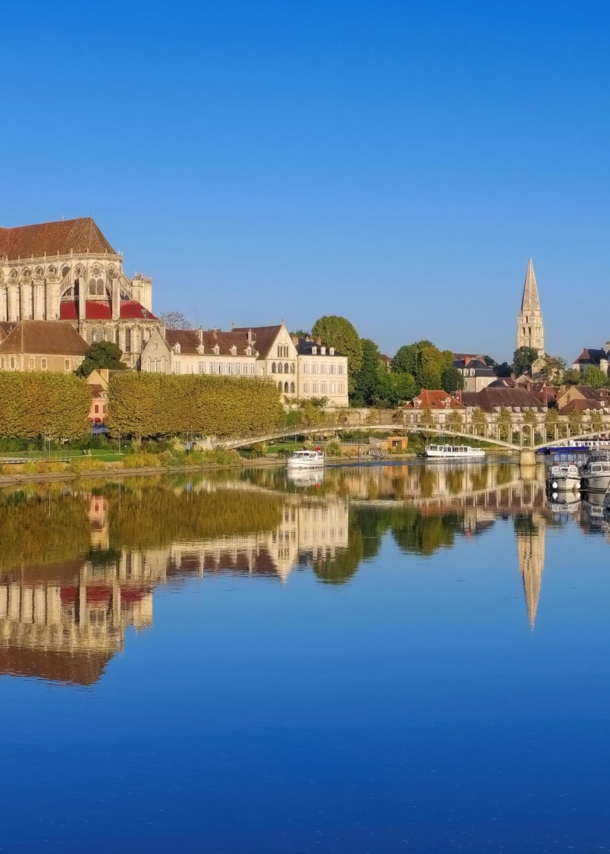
[{"x1": 515, "y1": 512, "x2": 546, "y2": 629}]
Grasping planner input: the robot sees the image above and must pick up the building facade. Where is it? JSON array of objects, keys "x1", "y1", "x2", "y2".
[
  {"x1": 140, "y1": 328, "x2": 259, "y2": 376},
  {"x1": 0, "y1": 217, "x2": 162, "y2": 368},
  {"x1": 0, "y1": 320, "x2": 87, "y2": 372},
  {"x1": 516, "y1": 258, "x2": 544, "y2": 355}
]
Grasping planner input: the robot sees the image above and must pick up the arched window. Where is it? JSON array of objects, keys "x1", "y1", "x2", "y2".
[
  {"x1": 146, "y1": 358, "x2": 151, "y2": 371},
  {"x1": 284, "y1": 362, "x2": 289, "y2": 373},
  {"x1": 271, "y1": 362, "x2": 276, "y2": 373},
  {"x1": 290, "y1": 363, "x2": 295, "y2": 373},
  {"x1": 284, "y1": 382, "x2": 289, "y2": 393},
  {"x1": 115, "y1": 329, "x2": 121, "y2": 347},
  {"x1": 96, "y1": 278, "x2": 105, "y2": 296},
  {"x1": 290, "y1": 382, "x2": 295, "y2": 393},
  {"x1": 161, "y1": 356, "x2": 166, "y2": 372},
  {"x1": 125, "y1": 328, "x2": 131, "y2": 352},
  {"x1": 278, "y1": 381, "x2": 282, "y2": 391},
  {"x1": 89, "y1": 279, "x2": 97, "y2": 295},
  {"x1": 277, "y1": 362, "x2": 283, "y2": 374},
  {"x1": 92, "y1": 327, "x2": 102, "y2": 343}
]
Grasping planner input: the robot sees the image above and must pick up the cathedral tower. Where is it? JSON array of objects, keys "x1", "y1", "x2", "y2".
[{"x1": 517, "y1": 258, "x2": 544, "y2": 355}]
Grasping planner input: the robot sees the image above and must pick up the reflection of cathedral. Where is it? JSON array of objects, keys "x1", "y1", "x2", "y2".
[
  {"x1": 0, "y1": 492, "x2": 348, "y2": 684},
  {"x1": 515, "y1": 512, "x2": 546, "y2": 629}
]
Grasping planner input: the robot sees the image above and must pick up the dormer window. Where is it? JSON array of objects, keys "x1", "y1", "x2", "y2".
[
  {"x1": 246, "y1": 346, "x2": 252, "y2": 356},
  {"x1": 329, "y1": 347, "x2": 334, "y2": 355},
  {"x1": 312, "y1": 346, "x2": 317, "y2": 355},
  {"x1": 230, "y1": 345, "x2": 237, "y2": 356},
  {"x1": 197, "y1": 344, "x2": 204, "y2": 355},
  {"x1": 214, "y1": 344, "x2": 220, "y2": 355},
  {"x1": 173, "y1": 343, "x2": 181, "y2": 354},
  {"x1": 321, "y1": 346, "x2": 326, "y2": 355}
]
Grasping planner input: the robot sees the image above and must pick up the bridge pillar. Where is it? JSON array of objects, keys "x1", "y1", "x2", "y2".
[{"x1": 520, "y1": 448, "x2": 536, "y2": 466}]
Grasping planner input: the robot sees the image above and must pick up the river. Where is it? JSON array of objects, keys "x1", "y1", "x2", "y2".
[{"x1": 0, "y1": 460, "x2": 609, "y2": 852}]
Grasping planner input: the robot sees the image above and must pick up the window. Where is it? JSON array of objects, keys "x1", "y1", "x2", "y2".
[
  {"x1": 339, "y1": 383, "x2": 345, "y2": 393},
  {"x1": 321, "y1": 383, "x2": 327, "y2": 393},
  {"x1": 115, "y1": 329, "x2": 121, "y2": 347},
  {"x1": 175, "y1": 360, "x2": 181, "y2": 373},
  {"x1": 277, "y1": 362, "x2": 283, "y2": 374},
  {"x1": 329, "y1": 364, "x2": 335, "y2": 375},
  {"x1": 303, "y1": 363, "x2": 310, "y2": 374},
  {"x1": 41, "y1": 358, "x2": 47, "y2": 370},
  {"x1": 290, "y1": 363, "x2": 295, "y2": 373},
  {"x1": 124, "y1": 329, "x2": 131, "y2": 352},
  {"x1": 313, "y1": 382, "x2": 318, "y2": 393},
  {"x1": 284, "y1": 382, "x2": 289, "y2": 393},
  {"x1": 320, "y1": 364, "x2": 326, "y2": 374},
  {"x1": 338, "y1": 365, "x2": 344, "y2": 374},
  {"x1": 312, "y1": 363, "x2": 318, "y2": 374},
  {"x1": 29, "y1": 357, "x2": 35, "y2": 370},
  {"x1": 242, "y1": 363, "x2": 248, "y2": 374},
  {"x1": 86, "y1": 328, "x2": 93, "y2": 344},
  {"x1": 94, "y1": 404, "x2": 99, "y2": 414},
  {"x1": 271, "y1": 362, "x2": 277, "y2": 373},
  {"x1": 290, "y1": 382, "x2": 295, "y2": 393},
  {"x1": 312, "y1": 346, "x2": 317, "y2": 355},
  {"x1": 146, "y1": 358, "x2": 151, "y2": 371},
  {"x1": 278, "y1": 381, "x2": 283, "y2": 391},
  {"x1": 330, "y1": 383, "x2": 335, "y2": 394},
  {"x1": 198, "y1": 361, "x2": 205, "y2": 373},
  {"x1": 64, "y1": 359, "x2": 70, "y2": 371},
  {"x1": 284, "y1": 362, "x2": 289, "y2": 373},
  {"x1": 303, "y1": 382, "x2": 310, "y2": 393},
  {"x1": 161, "y1": 356, "x2": 166, "y2": 372},
  {"x1": 251, "y1": 365, "x2": 256, "y2": 375}
]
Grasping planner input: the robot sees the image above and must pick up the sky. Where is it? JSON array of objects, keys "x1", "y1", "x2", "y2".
[{"x1": 1, "y1": 0, "x2": 609, "y2": 363}]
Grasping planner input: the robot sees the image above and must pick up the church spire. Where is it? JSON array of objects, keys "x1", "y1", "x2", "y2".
[
  {"x1": 516, "y1": 258, "x2": 545, "y2": 356},
  {"x1": 521, "y1": 258, "x2": 540, "y2": 312}
]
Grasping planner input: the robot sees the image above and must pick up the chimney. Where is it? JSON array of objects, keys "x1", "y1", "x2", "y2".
[
  {"x1": 247, "y1": 328, "x2": 253, "y2": 344},
  {"x1": 213, "y1": 327, "x2": 217, "y2": 339},
  {"x1": 198, "y1": 327, "x2": 203, "y2": 344}
]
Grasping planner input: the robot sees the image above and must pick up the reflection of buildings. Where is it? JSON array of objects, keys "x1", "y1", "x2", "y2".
[
  {"x1": 515, "y1": 512, "x2": 546, "y2": 629},
  {"x1": 0, "y1": 492, "x2": 348, "y2": 684}
]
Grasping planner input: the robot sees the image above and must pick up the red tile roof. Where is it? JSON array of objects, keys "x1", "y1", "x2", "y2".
[
  {"x1": 0, "y1": 217, "x2": 115, "y2": 261},
  {"x1": 59, "y1": 300, "x2": 156, "y2": 320},
  {"x1": 404, "y1": 389, "x2": 465, "y2": 409},
  {"x1": 0, "y1": 320, "x2": 87, "y2": 356}
]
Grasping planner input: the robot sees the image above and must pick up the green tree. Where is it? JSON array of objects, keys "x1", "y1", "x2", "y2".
[
  {"x1": 353, "y1": 338, "x2": 384, "y2": 406},
  {"x1": 416, "y1": 346, "x2": 444, "y2": 390},
  {"x1": 311, "y1": 316, "x2": 363, "y2": 394},
  {"x1": 581, "y1": 366, "x2": 608, "y2": 389},
  {"x1": 497, "y1": 407, "x2": 512, "y2": 442},
  {"x1": 471, "y1": 407, "x2": 487, "y2": 436},
  {"x1": 513, "y1": 346, "x2": 539, "y2": 377},
  {"x1": 591, "y1": 410, "x2": 604, "y2": 433},
  {"x1": 563, "y1": 368, "x2": 582, "y2": 386},
  {"x1": 447, "y1": 410, "x2": 464, "y2": 432},
  {"x1": 76, "y1": 341, "x2": 127, "y2": 377},
  {"x1": 544, "y1": 408, "x2": 559, "y2": 442},
  {"x1": 568, "y1": 408, "x2": 583, "y2": 436},
  {"x1": 392, "y1": 340, "x2": 435, "y2": 377},
  {"x1": 441, "y1": 365, "x2": 464, "y2": 393}
]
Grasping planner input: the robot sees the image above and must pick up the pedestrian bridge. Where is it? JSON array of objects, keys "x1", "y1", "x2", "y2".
[{"x1": 217, "y1": 422, "x2": 610, "y2": 454}]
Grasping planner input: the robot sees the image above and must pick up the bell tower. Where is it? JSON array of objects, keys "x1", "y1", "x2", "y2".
[{"x1": 517, "y1": 258, "x2": 544, "y2": 355}]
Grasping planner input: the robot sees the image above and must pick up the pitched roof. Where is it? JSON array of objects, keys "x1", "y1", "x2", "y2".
[
  {"x1": 0, "y1": 217, "x2": 115, "y2": 261},
  {"x1": 559, "y1": 399, "x2": 607, "y2": 413},
  {"x1": 521, "y1": 258, "x2": 541, "y2": 312},
  {"x1": 233, "y1": 325, "x2": 282, "y2": 359},
  {"x1": 0, "y1": 320, "x2": 88, "y2": 356},
  {"x1": 453, "y1": 357, "x2": 495, "y2": 375},
  {"x1": 0, "y1": 322, "x2": 16, "y2": 341},
  {"x1": 404, "y1": 389, "x2": 465, "y2": 410},
  {"x1": 165, "y1": 328, "x2": 256, "y2": 356},
  {"x1": 296, "y1": 338, "x2": 345, "y2": 357},
  {"x1": 573, "y1": 348, "x2": 606, "y2": 366},
  {"x1": 461, "y1": 387, "x2": 545, "y2": 412},
  {"x1": 59, "y1": 300, "x2": 156, "y2": 321}
]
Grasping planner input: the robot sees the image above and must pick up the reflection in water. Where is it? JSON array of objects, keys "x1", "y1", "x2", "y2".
[{"x1": 0, "y1": 460, "x2": 598, "y2": 685}]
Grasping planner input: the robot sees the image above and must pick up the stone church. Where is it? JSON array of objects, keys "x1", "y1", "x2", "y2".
[
  {"x1": 516, "y1": 258, "x2": 544, "y2": 356},
  {"x1": 0, "y1": 217, "x2": 162, "y2": 368}
]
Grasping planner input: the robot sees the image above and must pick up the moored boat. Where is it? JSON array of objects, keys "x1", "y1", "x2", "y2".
[
  {"x1": 286, "y1": 449, "x2": 325, "y2": 469},
  {"x1": 581, "y1": 453, "x2": 610, "y2": 492},
  {"x1": 424, "y1": 444, "x2": 485, "y2": 460},
  {"x1": 547, "y1": 462, "x2": 581, "y2": 492}
]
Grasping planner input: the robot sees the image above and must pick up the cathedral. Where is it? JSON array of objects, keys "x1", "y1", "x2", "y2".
[
  {"x1": 0, "y1": 218, "x2": 162, "y2": 368},
  {"x1": 516, "y1": 258, "x2": 544, "y2": 356}
]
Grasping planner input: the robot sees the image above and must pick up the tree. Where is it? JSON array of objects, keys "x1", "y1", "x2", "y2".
[
  {"x1": 416, "y1": 346, "x2": 444, "y2": 390},
  {"x1": 76, "y1": 341, "x2": 127, "y2": 377},
  {"x1": 471, "y1": 407, "x2": 487, "y2": 436},
  {"x1": 581, "y1": 366, "x2": 608, "y2": 389},
  {"x1": 290, "y1": 329, "x2": 309, "y2": 340},
  {"x1": 544, "y1": 408, "x2": 559, "y2": 442},
  {"x1": 160, "y1": 311, "x2": 192, "y2": 330},
  {"x1": 513, "y1": 346, "x2": 539, "y2": 378},
  {"x1": 591, "y1": 410, "x2": 604, "y2": 433},
  {"x1": 563, "y1": 369, "x2": 582, "y2": 386},
  {"x1": 311, "y1": 316, "x2": 363, "y2": 393},
  {"x1": 497, "y1": 407, "x2": 512, "y2": 442},
  {"x1": 447, "y1": 410, "x2": 464, "y2": 432},
  {"x1": 353, "y1": 339, "x2": 384, "y2": 406},
  {"x1": 567, "y1": 408, "x2": 583, "y2": 436},
  {"x1": 392, "y1": 340, "x2": 435, "y2": 376},
  {"x1": 441, "y1": 365, "x2": 464, "y2": 393}
]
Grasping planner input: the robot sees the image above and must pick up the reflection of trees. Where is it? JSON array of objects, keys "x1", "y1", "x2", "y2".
[
  {"x1": 391, "y1": 509, "x2": 462, "y2": 556},
  {"x1": 418, "y1": 470, "x2": 436, "y2": 499},
  {"x1": 0, "y1": 493, "x2": 90, "y2": 569},
  {"x1": 108, "y1": 487, "x2": 283, "y2": 550},
  {"x1": 313, "y1": 527, "x2": 364, "y2": 585}
]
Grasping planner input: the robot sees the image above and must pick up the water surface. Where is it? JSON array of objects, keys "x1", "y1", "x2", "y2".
[{"x1": 1, "y1": 461, "x2": 609, "y2": 852}]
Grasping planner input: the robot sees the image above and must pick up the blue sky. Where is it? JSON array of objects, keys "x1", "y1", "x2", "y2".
[{"x1": 1, "y1": 0, "x2": 608, "y2": 363}]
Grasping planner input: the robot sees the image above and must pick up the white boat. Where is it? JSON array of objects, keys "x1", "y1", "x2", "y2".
[
  {"x1": 424, "y1": 444, "x2": 485, "y2": 460},
  {"x1": 547, "y1": 462, "x2": 581, "y2": 492},
  {"x1": 286, "y1": 449, "x2": 325, "y2": 469},
  {"x1": 286, "y1": 469, "x2": 325, "y2": 488},
  {"x1": 581, "y1": 454, "x2": 610, "y2": 492}
]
